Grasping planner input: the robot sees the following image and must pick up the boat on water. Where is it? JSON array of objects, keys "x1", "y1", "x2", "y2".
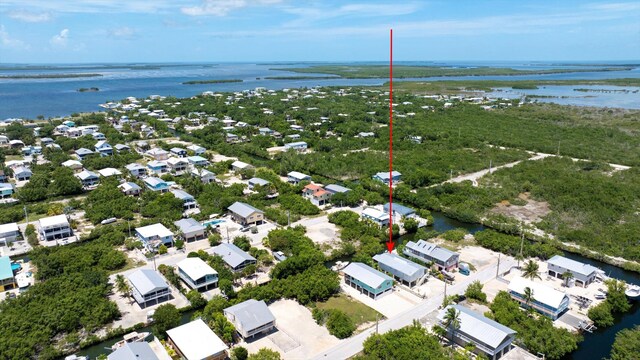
[
  {"x1": 625, "y1": 284, "x2": 640, "y2": 300},
  {"x1": 111, "y1": 331, "x2": 151, "y2": 351},
  {"x1": 65, "y1": 355, "x2": 88, "y2": 360}
]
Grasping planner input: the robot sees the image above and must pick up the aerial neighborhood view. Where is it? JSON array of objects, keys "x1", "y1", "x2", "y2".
[{"x1": 1, "y1": 1, "x2": 640, "y2": 360}]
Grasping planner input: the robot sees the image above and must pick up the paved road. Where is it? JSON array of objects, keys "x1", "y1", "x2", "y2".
[{"x1": 311, "y1": 257, "x2": 516, "y2": 360}]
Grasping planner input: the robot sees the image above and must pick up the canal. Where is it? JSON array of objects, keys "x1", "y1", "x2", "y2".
[{"x1": 76, "y1": 210, "x2": 639, "y2": 359}]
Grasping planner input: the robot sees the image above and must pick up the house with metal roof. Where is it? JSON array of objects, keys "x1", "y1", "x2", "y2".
[
  {"x1": 0, "y1": 256, "x2": 16, "y2": 291},
  {"x1": 127, "y1": 269, "x2": 171, "y2": 308},
  {"x1": 75, "y1": 170, "x2": 100, "y2": 187},
  {"x1": 403, "y1": 240, "x2": 460, "y2": 271},
  {"x1": 508, "y1": 277, "x2": 570, "y2": 320},
  {"x1": 125, "y1": 163, "x2": 147, "y2": 178},
  {"x1": 75, "y1": 147, "x2": 94, "y2": 160},
  {"x1": 437, "y1": 305, "x2": 517, "y2": 360},
  {"x1": 171, "y1": 189, "x2": 198, "y2": 212},
  {"x1": 0, "y1": 222, "x2": 20, "y2": 246},
  {"x1": 167, "y1": 157, "x2": 188, "y2": 174},
  {"x1": 373, "y1": 171, "x2": 402, "y2": 185},
  {"x1": 39, "y1": 214, "x2": 72, "y2": 241},
  {"x1": 145, "y1": 147, "x2": 169, "y2": 161},
  {"x1": 62, "y1": 159, "x2": 83, "y2": 172},
  {"x1": 383, "y1": 202, "x2": 416, "y2": 218},
  {"x1": 97, "y1": 167, "x2": 122, "y2": 178},
  {"x1": 13, "y1": 166, "x2": 32, "y2": 181},
  {"x1": 373, "y1": 252, "x2": 427, "y2": 287},
  {"x1": 147, "y1": 160, "x2": 168, "y2": 175},
  {"x1": 187, "y1": 144, "x2": 206, "y2": 155},
  {"x1": 361, "y1": 207, "x2": 390, "y2": 227},
  {"x1": 284, "y1": 141, "x2": 308, "y2": 152},
  {"x1": 0, "y1": 182, "x2": 14, "y2": 199},
  {"x1": 118, "y1": 182, "x2": 142, "y2": 196},
  {"x1": 224, "y1": 299, "x2": 276, "y2": 339},
  {"x1": 94, "y1": 140, "x2": 113, "y2": 156},
  {"x1": 170, "y1": 147, "x2": 187, "y2": 158},
  {"x1": 135, "y1": 223, "x2": 174, "y2": 249},
  {"x1": 143, "y1": 177, "x2": 169, "y2": 193},
  {"x1": 177, "y1": 257, "x2": 218, "y2": 292},
  {"x1": 342, "y1": 262, "x2": 394, "y2": 299},
  {"x1": 114, "y1": 144, "x2": 130, "y2": 153},
  {"x1": 167, "y1": 319, "x2": 228, "y2": 360},
  {"x1": 287, "y1": 171, "x2": 311, "y2": 184},
  {"x1": 209, "y1": 243, "x2": 257, "y2": 272},
  {"x1": 547, "y1": 255, "x2": 600, "y2": 288},
  {"x1": 174, "y1": 218, "x2": 206, "y2": 242},
  {"x1": 187, "y1": 155, "x2": 209, "y2": 167},
  {"x1": 325, "y1": 184, "x2": 351, "y2": 194},
  {"x1": 247, "y1": 177, "x2": 270, "y2": 190},
  {"x1": 190, "y1": 168, "x2": 216, "y2": 184},
  {"x1": 231, "y1": 160, "x2": 252, "y2": 172},
  {"x1": 227, "y1": 201, "x2": 264, "y2": 226},
  {"x1": 107, "y1": 342, "x2": 159, "y2": 360}
]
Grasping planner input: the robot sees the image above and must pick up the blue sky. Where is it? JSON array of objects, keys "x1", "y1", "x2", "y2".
[{"x1": 0, "y1": 0, "x2": 639, "y2": 63}]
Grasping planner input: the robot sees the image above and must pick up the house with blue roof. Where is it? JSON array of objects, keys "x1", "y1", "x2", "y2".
[
  {"x1": 187, "y1": 155, "x2": 209, "y2": 167},
  {"x1": 94, "y1": 140, "x2": 113, "y2": 156},
  {"x1": 373, "y1": 171, "x2": 402, "y2": 185},
  {"x1": 0, "y1": 256, "x2": 16, "y2": 291},
  {"x1": 75, "y1": 147, "x2": 94, "y2": 160},
  {"x1": 383, "y1": 202, "x2": 416, "y2": 218},
  {"x1": 143, "y1": 177, "x2": 169, "y2": 192},
  {"x1": 342, "y1": 262, "x2": 394, "y2": 299},
  {"x1": 147, "y1": 160, "x2": 168, "y2": 174},
  {"x1": 0, "y1": 183, "x2": 14, "y2": 199},
  {"x1": 171, "y1": 189, "x2": 198, "y2": 212}
]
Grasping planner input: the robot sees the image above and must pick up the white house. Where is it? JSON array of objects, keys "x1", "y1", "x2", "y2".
[
  {"x1": 167, "y1": 319, "x2": 228, "y2": 360},
  {"x1": 224, "y1": 299, "x2": 276, "y2": 339},
  {"x1": 177, "y1": 257, "x2": 218, "y2": 291},
  {"x1": 135, "y1": 223, "x2": 174, "y2": 249},
  {"x1": 361, "y1": 207, "x2": 390, "y2": 227},
  {"x1": 287, "y1": 171, "x2": 311, "y2": 184},
  {"x1": 39, "y1": 214, "x2": 72, "y2": 241},
  {"x1": 127, "y1": 269, "x2": 171, "y2": 308}
]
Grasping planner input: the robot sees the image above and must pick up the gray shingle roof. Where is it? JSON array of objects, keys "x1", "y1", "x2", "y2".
[
  {"x1": 325, "y1": 184, "x2": 351, "y2": 194},
  {"x1": 228, "y1": 201, "x2": 263, "y2": 218},
  {"x1": 343, "y1": 262, "x2": 393, "y2": 289},
  {"x1": 438, "y1": 305, "x2": 516, "y2": 350},
  {"x1": 174, "y1": 218, "x2": 205, "y2": 234},
  {"x1": 127, "y1": 269, "x2": 169, "y2": 296},
  {"x1": 383, "y1": 203, "x2": 415, "y2": 216},
  {"x1": 224, "y1": 299, "x2": 275, "y2": 332},
  {"x1": 405, "y1": 240, "x2": 458, "y2": 263},
  {"x1": 211, "y1": 243, "x2": 256, "y2": 268}
]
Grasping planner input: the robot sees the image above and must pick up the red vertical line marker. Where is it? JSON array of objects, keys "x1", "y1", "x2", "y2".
[{"x1": 387, "y1": 29, "x2": 394, "y2": 253}]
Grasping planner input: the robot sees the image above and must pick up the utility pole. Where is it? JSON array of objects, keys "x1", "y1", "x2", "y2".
[
  {"x1": 450, "y1": 169, "x2": 453, "y2": 180},
  {"x1": 23, "y1": 206, "x2": 28, "y2": 224},
  {"x1": 376, "y1": 313, "x2": 379, "y2": 334},
  {"x1": 489, "y1": 159, "x2": 493, "y2": 174},
  {"x1": 287, "y1": 210, "x2": 290, "y2": 227},
  {"x1": 496, "y1": 254, "x2": 501, "y2": 278},
  {"x1": 557, "y1": 140, "x2": 560, "y2": 156},
  {"x1": 519, "y1": 223, "x2": 525, "y2": 268}
]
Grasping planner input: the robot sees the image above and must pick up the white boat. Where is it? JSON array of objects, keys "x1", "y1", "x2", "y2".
[
  {"x1": 594, "y1": 292, "x2": 606, "y2": 300},
  {"x1": 111, "y1": 331, "x2": 151, "y2": 351},
  {"x1": 625, "y1": 284, "x2": 640, "y2": 300}
]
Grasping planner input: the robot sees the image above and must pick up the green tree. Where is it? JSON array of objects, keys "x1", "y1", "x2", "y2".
[
  {"x1": 114, "y1": 274, "x2": 131, "y2": 298},
  {"x1": 357, "y1": 321, "x2": 447, "y2": 360},
  {"x1": 561, "y1": 271, "x2": 574, "y2": 287},
  {"x1": 158, "y1": 244, "x2": 168, "y2": 254},
  {"x1": 588, "y1": 301, "x2": 614, "y2": 327},
  {"x1": 326, "y1": 310, "x2": 356, "y2": 339},
  {"x1": 231, "y1": 346, "x2": 249, "y2": 360},
  {"x1": 610, "y1": 325, "x2": 640, "y2": 360},
  {"x1": 523, "y1": 286, "x2": 535, "y2": 313},
  {"x1": 443, "y1": 307, "x2": 461, "y2": 342},
  {"x1": 247, "y1": 348, "x2": 282, "y2": 360},
  {"x1": 209, "y1": 313, "x2": 236, "y2": 344},
  {"x1": 152, "y1": 304, "x2": 181, "y2": 340},
  {"x1": 402, "y1": 217, "x2": 419, "y2": 233},
  {"x1": 233, "y1": 235, "x2": 251, "y2": 251},
  {"x1": 186, "y1": 290, "x2": 207, "y2": 309},
  {"x1": 605, "y1": 279, "x2": 631, "y2": 313},
  {"x1": 522, "y1": 260, "x2": 541, "y2": 281},
  {"x1": 464, "y1": 280, "x2": 487, "y2": 303}
]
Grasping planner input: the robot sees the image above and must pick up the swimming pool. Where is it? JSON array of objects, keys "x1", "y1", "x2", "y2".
[{"x1": 202, "y1": 219, "x2": 226, "y2": 228}]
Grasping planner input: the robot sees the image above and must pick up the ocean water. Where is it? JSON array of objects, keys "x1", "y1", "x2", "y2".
[{"x1": 0, "y1": 62, "x2": 639, "y2": 119}]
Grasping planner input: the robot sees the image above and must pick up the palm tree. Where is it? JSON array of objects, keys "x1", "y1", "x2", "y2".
[
  {"x1": 522, "y1": 260, "x2": 541, "y2": 281},
  {"x1": 114, "y1": 274, "x2": 131, "y2": 298},
  {"x1": 562, "y1": 271, "x2": 574, "y2": 287},
  {"x1": 443, "y1": 307, "x2": 461, "y2": 344},
  {"x1": 523, "y1": 286, "x2": 535, "y2": 316}
]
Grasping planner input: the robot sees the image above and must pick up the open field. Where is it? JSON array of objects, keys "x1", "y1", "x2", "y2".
[{"x1": 315, "y1": 293, "x2": 382, "y2": 326}]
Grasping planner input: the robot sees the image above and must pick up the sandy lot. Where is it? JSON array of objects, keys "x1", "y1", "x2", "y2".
[
  {"x1": 339, "y1": 281, "x2": 422, "y2": 318},
  {"x1": 490, "y1": 193, "x2": 551, "y2": 225},
  {"x1": 238, "y1": 299, "x2": 340, "y2": 360}
]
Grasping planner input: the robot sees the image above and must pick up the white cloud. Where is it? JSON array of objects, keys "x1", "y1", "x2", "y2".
[
  {"x1": 0, "y1": 0, "x2": 192, "y2": 14},
  {"x1": 181, "y1": 0, "x2": 282, "y2": 16},
  {"x1": 0, "y1": 25, "x2": 29, "y2": 49},
  {"x1": 8, "y1": 9, "x2": 52, "y2": 22},
  {"x1": 108, "y1": 26, "x2": 136, "y2": 38},
  {"x1": 50, "y1": 28, "x2": 69, "y2": 47}
]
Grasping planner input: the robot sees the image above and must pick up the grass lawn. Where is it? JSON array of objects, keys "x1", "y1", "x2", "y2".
[{"x1": 316, "y1": 293, "x2": 382, "y2": 326}]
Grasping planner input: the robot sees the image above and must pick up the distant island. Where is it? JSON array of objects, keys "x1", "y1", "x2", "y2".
[
  {"x1": 0, "y1": 73, "x2": 103, "y2": 79},
  {"x1": 265, "y1": 76, "x2": 340, "y2": 80},
  {"x1": 77, "y1": 87, "x2": 100, "y2": 92},
  {"x1": 271, "y1": 65, "x2": 635, "y2": 79},
  {"x1": 183, "y1": 79, "x2": 243, "y2": 85}
]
